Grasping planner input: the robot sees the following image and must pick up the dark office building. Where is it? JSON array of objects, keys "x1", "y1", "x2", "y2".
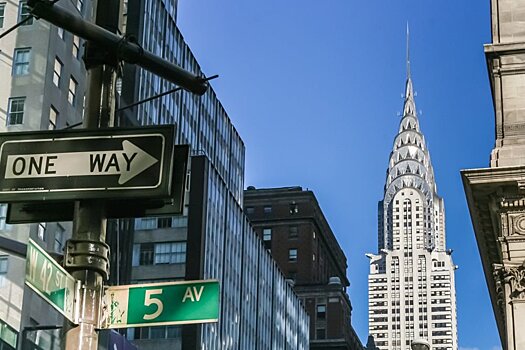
[
  {"x1": 110, "y1": 1, "x2": 310, "y2": 349},
  {"x1": 244, "y1": 186, "x2": 364, "y2": 350}
]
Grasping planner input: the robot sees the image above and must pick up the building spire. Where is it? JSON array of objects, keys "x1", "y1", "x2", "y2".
[
  {"x1": 406, "y1": 22, "x2": 411, "y2": 80},
  {"x1": 382, "y1": 27, "x2": 438, "y2": 205}
]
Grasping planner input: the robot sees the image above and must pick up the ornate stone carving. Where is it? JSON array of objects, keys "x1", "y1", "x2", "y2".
[
  {"x1": 506, "y1": 263, "x2": 525, "y2": 300},
  {"x1": 498, "y1": 211, "x2": 525, "y2": 236},
  {"x1": 499, "y1": 197, "x2": 525, "y2": 209},
  {"x1": 513, "y1": 214, "x2": 525, "y2": 235},
  {"x1": 494, "y1": 262, "x2": 525, "y2": 301},
  {"x1": 501, "y1": 213, "x2": 509, "y2": 236},
  {"x1": 518, "y1": 180, "x2": 525, "y2": 194},
  {"x1": 493, "y1": 264, "x2": 506, "y2": 310}
]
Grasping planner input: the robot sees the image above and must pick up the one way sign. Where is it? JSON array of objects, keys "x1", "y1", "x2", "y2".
[{"x1": 0, "y1": 126, "x2": 175, "y2": 202}]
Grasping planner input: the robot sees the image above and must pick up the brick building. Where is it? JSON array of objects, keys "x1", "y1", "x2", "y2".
[{"x1": 244, "y1": 186, "x2": 363, "y2": 349}]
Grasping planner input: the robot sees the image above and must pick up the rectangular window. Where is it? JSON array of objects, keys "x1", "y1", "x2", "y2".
[
  {"x1": 288, "y1": 248, "x2": 297, "y2": 262},
  {"x1": 0, "y1": 256, "x2": 7, "y2": 287},
  {"x1": 13, "y1": 48, "x2": 30, "y2": 75},
  {"x1": 53, "y1": 57, "x2": 62, "y2": 87},
  {"x1": 263, "y1": 228, "x2": 271, "y2": 241},
  {"x1": 72, "y1": 35, "x2": 80, "y2": 59},
  {"x1": 76, "y1": 0, "x2": 83, "y2": 12},
  {"x1": 68, "y1": 77, "x2": 77, "y2": 105},
  {"x1": 0, "y1": 204, "x2": 9, "y2": 230},
  {"x1": 135, "y1": 217, "x2": 156, "y2": 230},
  {"x1": 57, "y1": 27, "x2": 64, "y2": 39},
  {"x1": 0, "y1": 3, "x2": 5, "y2": 28},
  {"x1": 289, "y1": 226, "x2": 298, "y2": 239},
  {"x1": 49, "y1": 106, "x2": 58, "y2": 130},
  {"x1": 18, "y1": 1, "x2": 33, "y2": 25},
  {"x1": 263, "y1": 206, "x2": 272, "y2": 214},
  {"x1": 54, "y1": 224, "x2": 65, "y2": 253},
  {"x1": 139, "y1": 243, "x2": 154, "y2": 265},
  {"x1": 316, "y1": 328, "x2": 326, "y2": 340},
  {"x1": 7, "y1": 97, "x2": 25, "y2": 125},
  {"x1": 245, "y1": 207, "x2": 254, "y2": 215},
  {"x1": 157, "y1": 217, "x2": 172, "y2": 229},
  {"x1": 317, "y1": 304, "x2": 326, "y2": 320},
  {"x1": 154, "y1": 242, "x2": 186, "y2": 264},
  {"x1": 37, "y1": 222, "x2": 46, "y2": 240}
]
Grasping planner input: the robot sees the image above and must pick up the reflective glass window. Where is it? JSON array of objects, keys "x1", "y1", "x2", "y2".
[
  {"x1": 288, "y1": 248, "x2": 297, "y2": 262},
  {"x1": 0, "y1": 3, "x2": 5, "y2": 28},
  {"x1": 13, "y1": 48, "x2": 30, "y2": 75},
  {"x1": 263, "y1": 228, "x2": 271, "y2": 241},
  {"x1": 0, "y1": 257, "x2": 7, "y2": 287},
  {"x1": 7, "y1": 97, "x2": 25, "y2": 125},
  {"x1": 18, "y1": 1, "x2": 33, "y2": 25}
]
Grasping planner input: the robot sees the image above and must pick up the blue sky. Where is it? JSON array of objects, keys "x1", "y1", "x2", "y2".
[{"x1": 178, "y1": 1, "x2": 499, "y2": 349}]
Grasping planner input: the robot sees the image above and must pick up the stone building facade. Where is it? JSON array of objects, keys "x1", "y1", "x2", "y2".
[{"x1": 462, "y1": 1, "x2": 525, "y2": 349}]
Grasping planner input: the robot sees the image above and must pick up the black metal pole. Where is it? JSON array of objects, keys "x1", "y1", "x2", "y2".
[
  {"x1": 27, "y1": 0, "x2": 208, "y2": 95},
  {"x1": 62, "y1": 0, "x2": 117, "y2": 348}
]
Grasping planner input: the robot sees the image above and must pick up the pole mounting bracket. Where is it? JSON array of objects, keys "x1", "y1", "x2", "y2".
[{"x1": 65, "y1": 239, "x2": 110, "y2": 280}]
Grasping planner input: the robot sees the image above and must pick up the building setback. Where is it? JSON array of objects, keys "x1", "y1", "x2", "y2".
[
  {"x1": 0, "y1": 0, "x2": 88, "y2": 348},
  {"x1": 367, "y1": 65, "x2": 458, "y2": 350},
  {"x1": 462, "y1": 0, "x2": 525, "y2": 349},
  {"x1": 244, "y1": 186, "x2": 363, "y2": 350}
]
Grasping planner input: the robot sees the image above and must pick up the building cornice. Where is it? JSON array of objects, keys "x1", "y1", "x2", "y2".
[{"x1": 461, "y1": 165, "x2": 525, "y2": 343}]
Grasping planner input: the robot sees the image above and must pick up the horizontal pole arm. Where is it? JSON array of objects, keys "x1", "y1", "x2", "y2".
[{"x1": 28, "y1": 0, "x2": 208, "y2": 95}]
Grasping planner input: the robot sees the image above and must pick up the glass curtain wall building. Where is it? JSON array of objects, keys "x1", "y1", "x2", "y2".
[{"x1": 117, "y1": 0, "x2": 309, "y2": 349}]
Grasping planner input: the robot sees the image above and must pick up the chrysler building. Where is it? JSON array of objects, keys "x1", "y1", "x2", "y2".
[{"x1": 367, "y1": 47, "x2": 458, "y2": 350}]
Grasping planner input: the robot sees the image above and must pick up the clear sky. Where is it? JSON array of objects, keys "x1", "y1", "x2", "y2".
[{"x1": 177, "y1": 1, "x2": 498, "y2": 349}]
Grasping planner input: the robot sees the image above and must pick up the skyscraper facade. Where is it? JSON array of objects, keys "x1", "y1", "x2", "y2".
[
  {"x1": 114, "y1": 1, "x2": 310, "y2": 349},
  {"x1": 367, "y1": 68, "x2": 458, "y2": 350}
]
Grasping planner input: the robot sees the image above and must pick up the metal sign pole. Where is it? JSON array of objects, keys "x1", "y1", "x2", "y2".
[{"x1": 63, "y1": 0, "x2": 119, "y2": 348}]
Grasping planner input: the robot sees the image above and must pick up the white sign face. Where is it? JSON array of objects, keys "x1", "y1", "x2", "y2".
[
  {"x1": 4, "y1": 140, "x2": 158, "y2": 184},
  {"x1": 0, "y1": 126, "x2": 175, "y2": 202}
]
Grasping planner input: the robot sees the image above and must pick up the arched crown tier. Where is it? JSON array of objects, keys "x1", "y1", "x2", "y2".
[{"x1": 383, "y1": 76, "x2": 437, "y2": 207}]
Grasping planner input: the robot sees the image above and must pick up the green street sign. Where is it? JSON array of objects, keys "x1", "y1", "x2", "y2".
[
  {"x1": 103, "y1": 280, "x2": 220, "y2": 329},
  {"x1": 25, "y1": 239, "x2": 77, "y2": 323}
]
